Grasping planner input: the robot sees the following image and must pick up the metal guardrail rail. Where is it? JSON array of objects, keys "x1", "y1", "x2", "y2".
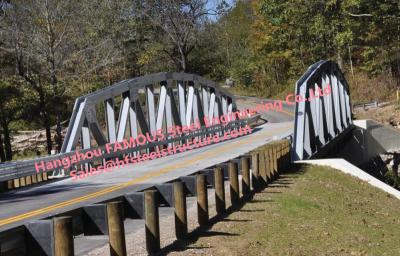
[
  {"x1": 0, "y1": 118, "x2": 255, "y2": 183},
  {"x1": 352, "y1": 101, "x2": 378, "y2": 109}
]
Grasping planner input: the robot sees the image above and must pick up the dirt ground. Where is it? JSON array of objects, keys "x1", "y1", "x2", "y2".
[{"x1": 354, "y1": 104, "x2": 400, "y2": 129}]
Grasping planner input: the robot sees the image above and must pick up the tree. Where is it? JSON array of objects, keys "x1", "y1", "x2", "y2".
[
  {"x1": 135, "y1": 0, "x2": 228, "y2": 72},
  {"x1": 0, "y1": 0, "x2": 82, "y2": 153},
  {"x1": 0, "y1": 6, "x2": 19, "y2": 161},
  {"x1": 250, "y1": 0, "x2": 399, "y2": 97},
  {"x1": 0, "y1": 77, "x2": 21, "y2": 161},
  {"x1": 218, "y1": 0, "x2": 254, "y2": 86}
]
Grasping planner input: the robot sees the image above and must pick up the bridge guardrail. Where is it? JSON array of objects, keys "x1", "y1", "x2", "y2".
[
  {"x1": 352, "y1": 101, "x2": 378, "y2": 110},
  {"x1": 0, "y1": 139, "x2": 291, "y2": 256},
  {"x1": 0, "y1": 116, "x2": 256, "y2": 191}
]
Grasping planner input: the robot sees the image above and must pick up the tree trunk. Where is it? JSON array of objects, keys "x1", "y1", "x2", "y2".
[
  {"x1": 2, "y1": 122, "x2": 12, "y2": 161},
  {"x1": 55, "y1": 108, "x2": 62, "y2": 152},
  {"x1": 0, "y1": 133, "x2": 5, "y2": 162},
  {"x1": 348, "y1": 45, "x2": 354, "y2": 78},
  {"x1": 179, "y1": 48, "x2": 187, "y2": 72},
  {"x1": 44, "y1": 113, "x2": 52, "y2": 155},
  {"x1": 38, "y1": 88, "x2": 52, "y2": 154},
  {"x1": 14, "y1": 53, "x2": 53, "y2": 154},
  {"x1": 337, "y1": 50, "x2": 343, "y2": 70}
]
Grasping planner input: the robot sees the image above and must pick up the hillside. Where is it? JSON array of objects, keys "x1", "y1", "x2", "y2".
[{"x1": 169, "y1": 165, "x2": 400, "y2": 256}]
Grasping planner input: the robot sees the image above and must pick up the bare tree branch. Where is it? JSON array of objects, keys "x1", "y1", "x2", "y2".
[
  {"x1": 346, "y1": 11, "x2": 373, "y2": 17},
  {"x1": 0, "y1": 46, "x2": 14, "y2": 53}
]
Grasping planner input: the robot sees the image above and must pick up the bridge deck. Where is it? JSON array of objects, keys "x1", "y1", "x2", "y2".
[{"x1": 0, "y1": 120, "x2": 293, "y2": 232}]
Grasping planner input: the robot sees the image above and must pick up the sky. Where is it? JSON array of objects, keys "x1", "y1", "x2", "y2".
[
  {"x1": 206, "y1": 0, "x2": 235, "y2": 9},
  {"x1": 206, "y1": 0, "x2": 236, "y2": 21}
]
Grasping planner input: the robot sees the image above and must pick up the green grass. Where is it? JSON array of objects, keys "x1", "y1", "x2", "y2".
[
  {"x1": 185, "y1": 166, "x2": 400, "y2": 256},
  {"x1": 226, "y1": 86, "x2": 260, "y2": 97}
]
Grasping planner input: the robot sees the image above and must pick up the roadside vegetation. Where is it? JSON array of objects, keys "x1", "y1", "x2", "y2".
[
  {"x1": 354, "y1": 104, "x2": 400, "y2": 128},
  {"x1": 0, "y1": 0, "x2": 399, "y2": 161},
  {"x1": 170, "y1": 165, "x2": 400, "y2": 256}
]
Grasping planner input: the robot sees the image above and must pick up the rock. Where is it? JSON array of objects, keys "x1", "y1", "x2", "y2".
[{"x1": 225, "y1": 78, "x2": 234, "y2": 87}]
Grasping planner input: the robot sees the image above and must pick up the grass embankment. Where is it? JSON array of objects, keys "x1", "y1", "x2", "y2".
[{"x1": 173, "y1": 166, "x2": 400, "y2": 256}]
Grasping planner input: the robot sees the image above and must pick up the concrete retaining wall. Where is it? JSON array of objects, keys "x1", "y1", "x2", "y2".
[{"x1": 335, "y1": 119, "x2": 400, "y2": 165}]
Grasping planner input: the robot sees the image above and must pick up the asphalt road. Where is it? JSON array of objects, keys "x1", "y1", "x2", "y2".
[
  {"x1": 235, "y1": 96, "x2": 295, "y2": 123},
  {"x1": 0, "y1": 96, "x2": 295, "y2": 254}
]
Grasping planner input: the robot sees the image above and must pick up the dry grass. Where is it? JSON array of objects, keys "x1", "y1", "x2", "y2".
[
  {"x1": 227, "y1": 70, "x2": 397, "y2": 105},
  {"x1": 167, "y1": 165, "x2": 400, "y2": 256},
  {"x1": 346, "y1": 71, "x2": 396, "y2": 104},
  {"x1": 354, "y1": 104, "x2": 400, "y2": 127}
]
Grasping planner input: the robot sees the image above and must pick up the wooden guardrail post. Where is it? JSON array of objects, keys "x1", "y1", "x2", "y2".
[
  {"x1": 37, "y1": 173, "x2": 43, "y2": 182},
  {"x1": 264, "y1": 147, "x2": 272, "y2": 183},
  {"x1": 196, "y1": 174, "x2": 208, "y2": 227},
  {"x1": 20, "y1": 177, "x2": 26, "y2": 187},
  {"x1": 241, "y1": 156, "x2": 250, "y2": 196},
  {"x1": 145, "y1": 190, "x2": 160, "y2": 254},
  {"x1": 26, "y1": 175, "x2": 32, "y2": 186},
  {"x1": 251, "y1": 152, "x2": 260, "y2": 191},
  {"x1": 285, "y1": 140, "x2": 291, "y2": 169},
  {"x1": 13, "y1": 178, "x2": 20, "y2": 188},
  {"x1": 54, "y1": 216, "x2": 74, "y2": 256},
  {"x1": 229, "y1": 161, "x2": 239, "y2": 207},
  {"x1": 281, "y1": 141, "x2": 287, "y2": 169},
  {"x1": 259, "y1": 150, "x2": 267, "y2": 187},
  {"x1": 31, "y1": 174, "x2": 38, "y2": 184},
  {"x1": 276, "y1": 144, "x2": 281, "y2": 176},
  {"x1": 268, "y1": 146, "x2": 274, "y2": 179},
  {"x1": 173, "y1": 181, "x2": 187, "y2": 239},
  {"x1": 272, "y1": 146, "x2": 278, "y2": 179},
  {"x1": 268, "y1": 146, "x2": 273, "y2": 178},
  {"x1": 7, "y1": 180, "x2": 13, "y2": 190},
  {"x1": 214, "y1": 166, "x2": 226, "y2": 214},
  {"x1": 107, "y1": 201, "x2": 127, "y2": 256},
  {"x1": 277, "y1": 142, "x2": 283, "y2": 171}
]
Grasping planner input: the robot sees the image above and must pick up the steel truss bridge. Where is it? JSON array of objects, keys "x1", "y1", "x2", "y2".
[
  {"x1": 292, "y1": 60, "x2": 353, "y2": 161},
  {"x1": 1, "y1": 73, "x2": 253, "y2": 182},
  {"x1": 62, "y1": 72, "x2": 239, "y2": 153},
  {"x1": 0, "y1": 60, "x2": 353, "y2": 256}
]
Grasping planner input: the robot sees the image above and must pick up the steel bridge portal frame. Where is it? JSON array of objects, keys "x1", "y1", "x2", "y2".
[{"x1": 292, "y1": 60, "x2": 353, "y2": 161}]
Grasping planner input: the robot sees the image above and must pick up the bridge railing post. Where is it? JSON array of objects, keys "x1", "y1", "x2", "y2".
[
  {"x1": 196, "y1": 174, "x2": 209, "y2": 227},
  {"x1": 241, "y1": 156, "x2": 251, "y2": 196},
  {"x1": 107, "y1": 201, "x2": 127, "y2": 256},
  {"x1": 214, "y1": 166, "x2": 226, "y2": 214},
  {"x1": 258, "y1": 150, "x2": 268, "y2": 187},
  {"x1": 251, "y1": 152, "x2": 261, "y2": 192},
  {"x1": 174, "y1": 181, "x2": 188, "y2": 239},
  {"x1": 54, "y1": 216, "x2": 74, "y2": 256},
  {"x1": 145, "y1": 190, "x2": 160, "y2": 254},
  {"x1": 228, "y1": 161, "x2": 239, "y2": 207},
  {"x1": 261, "y1": 144, "x2": 273, "y2": 181}
]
